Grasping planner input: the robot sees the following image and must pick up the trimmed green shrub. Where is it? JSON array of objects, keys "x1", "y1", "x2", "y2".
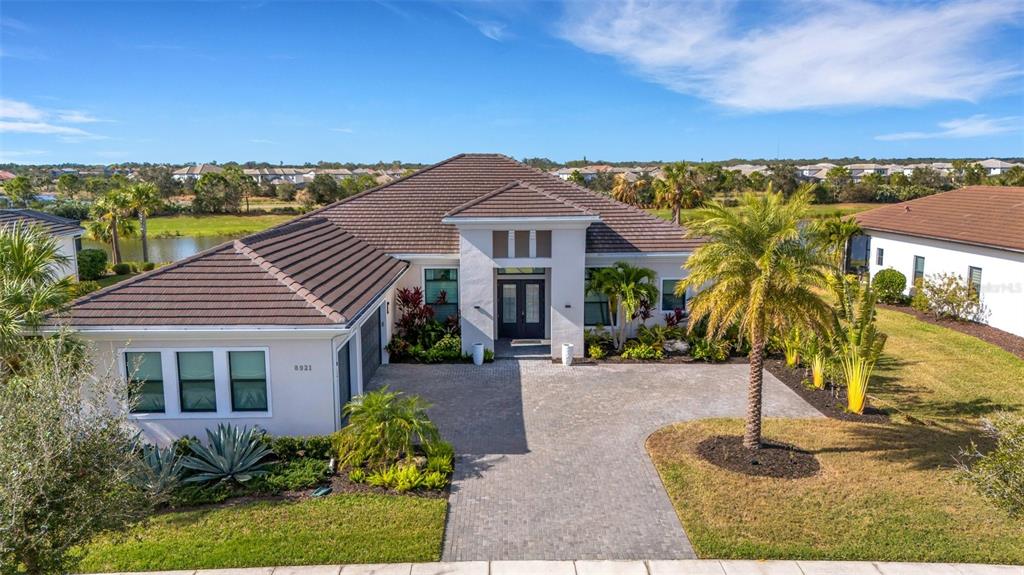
[
  {"x1": 263, "y1": 459, "x2": 330, "y2": 491},
  {"x1": 77, "y1": 248, "x2": 107, "y2": 280},
  {"x1": 111, "y1": 262, "x2": 132, "y2": 275},
  {"x1": 621, "y1": 341, "x2": 664, "y2": 360},
  {"x1": 420, "y1": 334, "x2": 461, "y2": 363},
  {"x1": 269, "y1": 435, "x2": 334, "y2": 462},
  {"x1": 873, "y1": 268, "x2": 908, "y2": 304},
  {"x1": 141, "y1": 261, "x2": 156, "y2": 271}
]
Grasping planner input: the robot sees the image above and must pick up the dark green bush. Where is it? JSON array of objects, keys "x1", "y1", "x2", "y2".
[
  {"x1": 419, "y1": 334, "x2": 462, "y2": 363},
  {"x1": 111, "y1": 262, "x2": 132, "y2": 275},
  {"x1": 77, "y1": 248, "x2": 108, "y2": 280},
  {"x1": 141, "y1": 261, "x2": 156, "y2": 272},
  {"x1": 269, "y1": 435, "x2": 335, "y2": 462},
  {"x1": 873, "y1": 268, "x2": 908, "y2": 304}
]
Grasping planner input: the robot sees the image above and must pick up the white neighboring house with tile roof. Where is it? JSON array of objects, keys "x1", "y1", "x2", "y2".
[
  {"x1": 854, "y1": 186, "x2": 1024, "y2": 337},
  {"x1": 56, "y1": 154, "x2": 700, "y2": 442},
  {"x1": 171, "y1": 163, "x2": 224, "y2": 182},
  {"x1": 0, "y1": 209, "x2": 85, "y2": 280},
  {"x1": 978, "y1": 159, "x2": 1021, "y2": 176}
]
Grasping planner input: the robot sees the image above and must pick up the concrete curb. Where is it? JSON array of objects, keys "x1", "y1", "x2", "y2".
[{"x1": 94, "y1": 559, "x2": 1024, "y2": 575}]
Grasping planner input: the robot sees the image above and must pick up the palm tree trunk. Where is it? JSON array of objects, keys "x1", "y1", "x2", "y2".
[
  {"x1": 673, "y1": 204, "x2": 680, "y2": 225},
  {"x1": 111, "y1": 220, "x2": 122, "y2": 265},
  {"x1": 744, "y1": 333, "x2": 765, "y2": 449},
  {"x1": 139, "y1": 213, "x2": 149, "y2": 263}
]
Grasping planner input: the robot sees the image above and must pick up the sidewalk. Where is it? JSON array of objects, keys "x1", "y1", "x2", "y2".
[{"x1": 97, "y1": 559, "x2": 1023, "y2": 575}]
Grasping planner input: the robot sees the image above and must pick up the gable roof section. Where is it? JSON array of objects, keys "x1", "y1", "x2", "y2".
[
  {"x1": 855, "y1": 186, "x2": 1024, "y2": 254},
  {"x1": 59, "y1": 218, "x2": 407, "y2": 328},
  {"x1": 0, "y1": 209, "x2": 83, "y2": 236},
  {"x1": 444, "y1": 180, "x2": 596, "y2": 219},
  {"x1": 305, "y1": 153, "x2": 701, "y2": 254}
]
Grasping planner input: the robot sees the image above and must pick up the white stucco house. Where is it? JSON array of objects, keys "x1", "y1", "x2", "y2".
[
  {"x1": 55, "y1": 154, "x2": 699, "y2": 443},
  {"x1": 854, "y1": 185, "x2": 1024, "y2": 337},
  {"x1": 1, "y1": 208, "x2": 84, "y2": 280}
]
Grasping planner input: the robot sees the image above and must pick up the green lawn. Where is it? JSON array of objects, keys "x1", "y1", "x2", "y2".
[
  {"x1": 649, "y1": 202, "x2": 878, "y2": 223},
  {"x1": 142, "y1": 214, "x2": 294, "y2": 238},
  {"x1": 79, "y1": 494, "x2": 447, "y2": 572},
  {"x1": 95, "y1": 272, "x2": 137, "y2": 288},
  {"x1": 648, "y1": 308, "x2": 1024, "y2": 563}
]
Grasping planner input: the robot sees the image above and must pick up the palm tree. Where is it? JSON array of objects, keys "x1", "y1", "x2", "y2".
[
  {"x1": 611, "y1": 174, "x2": 639, "y2": 206},
  {"x1": 589, "y1": 262, "x2": 659, "y2": 351},
  {"x1": 124, "y1": 182, "x2": 162, "y2": 263},
  {"x1": 0, "y1": 222, "x2": 72, "y2": 363},
  {"x1": 812, "y1": 215, "x2": 862, "y2": 272},
  {"x1": 88, "y1": 190, "x2": 136, "y2": 265},
  {"x1": 655, "y1": 163, "x2": 701, "y2": 225},
  {"x1": 679, "y1": 189, "x2": 832, "y2": 449}
]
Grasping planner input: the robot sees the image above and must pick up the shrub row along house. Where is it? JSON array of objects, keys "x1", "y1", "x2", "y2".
[
  {"x1": 55, "y1": 154, "x2": 701, "y2": 443},
  {"x1": 852, "y1": 185, "x2": 1024, "y2": 337}
]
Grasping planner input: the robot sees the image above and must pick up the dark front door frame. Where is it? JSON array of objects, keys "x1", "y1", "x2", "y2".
[{"x1": 497, "y1": 279, "x2": 545, "y2": 339}]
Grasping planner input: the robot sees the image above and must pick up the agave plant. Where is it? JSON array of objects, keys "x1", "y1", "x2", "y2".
[
  {"x1": 132, "y1": 443, "x2": 185, "y2": 497},
  {"x1": 181, "y1": 424, "x2": 275, "y2": 484}
]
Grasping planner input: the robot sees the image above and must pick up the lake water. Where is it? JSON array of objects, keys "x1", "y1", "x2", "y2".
[{"x1": 83, "y1": 235, "x2": 234, "y2": 263}]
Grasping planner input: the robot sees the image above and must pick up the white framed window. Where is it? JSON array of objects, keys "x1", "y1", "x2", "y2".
[
  {"x1": 660, "y1": 278, "x2": 687, "y2": 312},
  {"x1": 120, "y1": 347, "x2": 271, "y2": 419}
]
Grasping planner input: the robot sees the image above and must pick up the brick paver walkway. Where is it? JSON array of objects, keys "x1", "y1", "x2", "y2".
[{"x1": 368, "y1": 360, "x2": 821, "y2": 561}]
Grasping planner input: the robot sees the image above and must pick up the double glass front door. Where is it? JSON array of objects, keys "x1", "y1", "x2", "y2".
[{"x1": 498, "y1": 280, "x2": 544, "y2": 339}]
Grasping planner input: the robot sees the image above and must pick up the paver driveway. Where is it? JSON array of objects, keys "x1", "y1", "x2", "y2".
[{"x1": 368, "y1": 359, "x2": 820, "y2": 561}]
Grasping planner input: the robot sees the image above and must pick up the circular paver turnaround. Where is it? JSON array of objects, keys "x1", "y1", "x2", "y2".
[{"x1": 368, "y1": 359, "x2": 821, "y2": 561}]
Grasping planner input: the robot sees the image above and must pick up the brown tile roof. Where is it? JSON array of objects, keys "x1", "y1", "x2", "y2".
[
  {"x1": 0, "y1": 209, "x2": 83, "y2": 236},
  {"x1": 854, "y1": 186, "x2": 1024, "y2": 253},
  {"x1": 305, "y1": 153, "x2": 700, "y2": 254},
  {"x1": 59, "y1": 218, "x2": 407, "y2": 327},
  {"x1": 444, "y1": 180, "x2": 596, "y2": 219}
]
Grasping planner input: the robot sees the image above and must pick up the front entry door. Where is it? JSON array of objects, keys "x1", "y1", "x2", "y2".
[{"x1": 498, "y1": 280, "x2": 544, "y2": 339}]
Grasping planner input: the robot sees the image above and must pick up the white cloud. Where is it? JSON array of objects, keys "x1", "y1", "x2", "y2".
[
  {"x1": 56, "y1": 110, "x2": 103, "y2": 123},
  {"x1": 0, "y1": 99, "x2": 108, "y2": 141},
  {"x1": 453, "y1": 10, "x2": 509, "y2": 41},
  {"x1": 559, "y1": 0, "x2": 1023, "y2": 111},
  {"x1": 876, "y1": 115, "x2": 1024, "y2": 141},
  {"x1": 0, "y1": 98, "x2": 45, "y2": 120}
]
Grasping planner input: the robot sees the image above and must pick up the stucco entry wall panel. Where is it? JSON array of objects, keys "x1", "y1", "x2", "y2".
[
  {"x1": 459, "y1": 229, "x2": 496, "y2": 355},
  {"x1": 550, "y1": 227, "x2": 587, "y2": 358},
  {"x1": 88, "y1": 336, "x2": 338, "y2": 444}
]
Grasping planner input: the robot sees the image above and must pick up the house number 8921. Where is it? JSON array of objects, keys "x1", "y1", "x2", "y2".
[{"x1": 293, "y1": 364, "x2": 312, "y2": 372}]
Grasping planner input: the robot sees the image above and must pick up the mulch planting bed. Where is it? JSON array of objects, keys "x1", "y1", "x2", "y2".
[
  {"x1": 880, "y1": 304, "x2": 1024, "y2": 360},
  {"x1": 696, "y1": 435, "x2": 820, "y2": 479},
  {"x1": 765, "y1": 357, "x2": 890, "y2": 423}
]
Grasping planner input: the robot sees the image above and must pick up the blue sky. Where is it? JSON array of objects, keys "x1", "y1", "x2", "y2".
[{"x1": 1, "y1": 0, "x2": 1023, "y2": 164}]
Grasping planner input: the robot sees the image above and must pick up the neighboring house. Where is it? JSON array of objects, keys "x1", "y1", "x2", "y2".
[
  {"x1": 55, "y1": 153, "x2": 699, "y2": 442},
  {"x1": 978, "y1": 158, "x2": 1020, "y2": 177},
  {"x1": 846, "y1": 163, "x2": 887, "y2": 182},
  {"x1": 728, "y1": 164, "x2": 769, "y2": 177},
  {"x1": 172, "y1": 164, "x2": 224, "y2": 182},
  {"x1": 0, "y1": 209, "x2": 85, "y2": 279},
  {"x1": 854, "y1": 185, "x2": 1024, "y2": 337},
  {"x1": 796, "y1": 163, "x2": 835, "y2": 179},
  {"x1": 243, "y1": 167, "x2": 307, "y2": 185},
  {"x1": 0, "y1": 170, "x2": 19, "y2": 182}
]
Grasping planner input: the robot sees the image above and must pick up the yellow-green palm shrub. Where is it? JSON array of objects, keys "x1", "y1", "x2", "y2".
[
  {"x1": 830, "y1": 274, "x2": 887, "y2": 414},
  {"x1": 774, "y1": 324, "x2": 804, "y2": 368},
  {"x1": 802, "y1": 334, "x2": 830, "y2": 390}
]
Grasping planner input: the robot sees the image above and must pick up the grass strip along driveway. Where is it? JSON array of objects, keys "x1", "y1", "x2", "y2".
[
  {"x1": 79, "y1": 494, "x2": 447, "y2": 573},
  {"x1": 649, "y1": 308, "x2": 1024, "y2": 564}
]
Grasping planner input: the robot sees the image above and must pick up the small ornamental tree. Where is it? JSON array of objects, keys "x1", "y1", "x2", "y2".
[
  {"x1": 921, "y1": 273, "x2": 987, "y2": 322},
  {"x1": 958, "y1": 412, "x2": 1024, "y2": 517},
  {"x1": 0, "y1": 336, "x2": 152, "y2": 575},
  {"x1": 872, "y1": 268, "x2": 907, "y2": 304}
]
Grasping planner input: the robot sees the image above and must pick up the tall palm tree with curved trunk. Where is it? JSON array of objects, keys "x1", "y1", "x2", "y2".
[
  {"x1": 88, "y1": 190, "x2": 136, "y2": 265},
  {"x1": 125, "y1": 182, "x2": 162, "y2": 263},
  {"x1": 679, "y1": 188, "x2": 832, "y2": 449},
  {"x1": 0, "y1": 222, "x2": 72, "y2": 365}
]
